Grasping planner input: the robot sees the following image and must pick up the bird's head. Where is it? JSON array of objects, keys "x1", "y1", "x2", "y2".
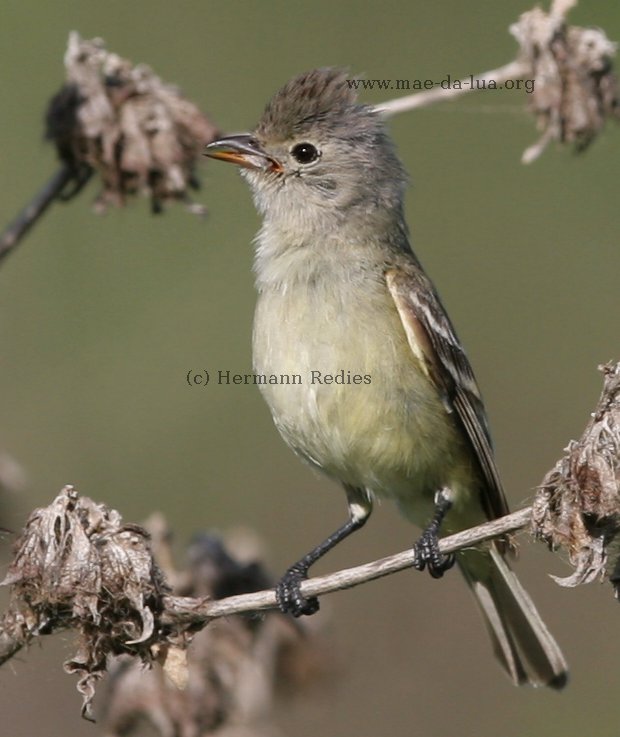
[{"x1": 205, "y1": 68, "x2": 407, "y2": 226}]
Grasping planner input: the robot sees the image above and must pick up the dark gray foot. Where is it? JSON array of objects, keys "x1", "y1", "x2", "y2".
[
  {"x1": 276, "y1": 563, "x2": 319, "y2": 617},
  {"x1": 413, "y1": 531, "x2": 455, "y2": 578},
  {"x1": 413, "y1": 489, "x2": 456, "y2": 579}
]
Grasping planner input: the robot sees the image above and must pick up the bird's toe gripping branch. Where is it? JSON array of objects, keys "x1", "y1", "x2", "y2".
[
  {"x1": 275, "y1": 563, "x2": 319, "y2": 617},
  {"x1": 413, "y1": 488, "x2": 456, "y2": 579}
]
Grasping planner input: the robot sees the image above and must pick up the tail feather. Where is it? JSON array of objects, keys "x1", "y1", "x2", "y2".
[{"x1": 458, "y1": 546, "x2": 568, "y2": 689}]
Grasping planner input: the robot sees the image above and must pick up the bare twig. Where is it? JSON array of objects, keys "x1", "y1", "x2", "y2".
[
  {"x1": 162, "y1": 507, "x2": 532, "y2": 625},
  {"x1": 0, "y1": 166, "x2": 77, "y2": 264},
  {"x1": 0, "y1": 32, "x2": 219, "y2": 267},
  {"x1": 375, "y1": 1, "x2": 620, "y2": 162},
  {"x1": 0, "y1": 502, "x2": 532, "y2": 674},
  {"x1": 3, "y1": 3, "x2": 618, "y2": 267},
  {"x1": 99, "y1": 528, "x2": 331, "y2": 736},
  {"x1": 374, "y1": 60, "x2": 529, "y2": 117},
  {"x1": 0, "y1": 360, "x2": 619, "y2": 716}
]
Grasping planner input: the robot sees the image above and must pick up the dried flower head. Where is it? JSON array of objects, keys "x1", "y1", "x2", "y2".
[
  {"x1": 1, "y1": 486, "x2": 169, "y2": 720},
  {"x1": 0, "y1": 490, "x2": 334, "y2": 729},
  {"x1": 46, "y1": 32, "x2": 220, "y2": 214},
  {"x1": 100, "y1": 529, "x2": 333, "y2": 736},
  {"x1": 533, "y1": 363, "x2": 620, "y2": 592},
  {"x1": 511, "y1": 1, "x2": 620, "y2": 162}
]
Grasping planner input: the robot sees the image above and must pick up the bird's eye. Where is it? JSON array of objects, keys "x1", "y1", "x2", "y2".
[{"x1": 291, "y1": 142, "x2": 320, "y2": 164}]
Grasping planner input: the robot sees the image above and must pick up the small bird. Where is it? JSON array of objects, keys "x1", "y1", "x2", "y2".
[{"x1": 205, "y1": 68, "x2": 568, "y2": 688}]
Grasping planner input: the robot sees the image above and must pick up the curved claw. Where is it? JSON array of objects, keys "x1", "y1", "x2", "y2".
[
  {"x1": 413, "y1": 487, "x2": 455, "y2": 579},
  {"x1": 413, "y1": 533, "x2": 455, "y2": 579},
  {"x1": 276, "y1": 565, "x2": 320, "y2": 617},
  {"x1": 427, "y1": 552, "x2": 456, "y2": 579}
]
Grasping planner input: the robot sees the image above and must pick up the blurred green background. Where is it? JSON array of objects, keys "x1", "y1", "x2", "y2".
[{"x1": 1, "y1": 1, "x2": 619, "y2": 735}]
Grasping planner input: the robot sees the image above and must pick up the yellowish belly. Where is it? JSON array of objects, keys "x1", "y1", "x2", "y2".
[{"x1": 252, "y1": 278, "x2": 478, "y2": 530}]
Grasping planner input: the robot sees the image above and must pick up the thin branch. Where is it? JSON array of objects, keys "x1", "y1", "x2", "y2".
[
  {"x1": 0, "y1": 59, "x2": 530, "y2": 264},
  {"x1": 4, "y1": 1, "x2": 615, "y2": 263},
  {"x1": 3, "y1": 364, "x2": 616, "y2": 693},
  {"x1": 374, "y1": 59, "x2": 529, "y2": 117},
  {"x1": 0, "y1": 505, "x2": 532, "y2": 665},
  {"x1": 0, "y1": 361, "x2": 617, "y2": 694},
  {"x1": 0, "y1": 32, "x2": 219, "y2": 267},
  {"x1": 0, "y1": 166, "x2": 75, "y2": 264},
  {"x1": 161, "y1": 507, "x2": 533, "y2": 625}
]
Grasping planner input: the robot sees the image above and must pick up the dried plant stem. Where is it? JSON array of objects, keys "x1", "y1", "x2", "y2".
[
  {"x1": 161, "y1": 507, "x2": 533, "y2": 625},
  {"x1": 0, "y1": 60, "x2": 530, "y2": 264},
  {"x1": 374, "y1": 60, "x2": 529, "y2": 117},
  {"x1": 0, "y1": 165, "x2": 77, "y2": 264},
  {"x1": 0, "y1": 506, "x2": 532, "y2": 665}
]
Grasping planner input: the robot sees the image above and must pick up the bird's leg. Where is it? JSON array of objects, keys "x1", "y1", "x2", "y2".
[
  {"x1": 413, "y1": 487, "x2": 456, "y2": 579},
  {"x1": 276, "y1": 485, "x2": 372, "y2": 617}
]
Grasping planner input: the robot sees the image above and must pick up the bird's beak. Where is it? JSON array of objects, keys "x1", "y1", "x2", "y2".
[{"x1": 204, "y1": 134, "x2": 282, "y2": 173}]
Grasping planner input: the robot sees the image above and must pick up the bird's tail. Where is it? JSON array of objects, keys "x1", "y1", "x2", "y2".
[{"x1": 458, "y1": 545, "x2": 568, "y2": 689}]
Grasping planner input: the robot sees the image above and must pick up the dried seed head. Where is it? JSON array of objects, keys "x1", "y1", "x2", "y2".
[
  {"x1": 1, "y1": 486, "x2": 169, "y2": 720},
  {"x1": 1, "y1": 492, "x2": 334, "y2": 726},
  {"x1": 533, "y1": 363, "x2": 620, "y2": 593},
  {"x1": 46, "y1": 32, "x2": 220, "y2": 214},
  {"x1": 510, "y1": 5, "x2": 620, "y2": 162},
  {"x1": 100, "y1": 528, "x2": 334, "y2": 735}
]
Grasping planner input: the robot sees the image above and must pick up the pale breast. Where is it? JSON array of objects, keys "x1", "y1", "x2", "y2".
[{"x1": 252, "y1": 268, "x2": 466, "y2": 500}]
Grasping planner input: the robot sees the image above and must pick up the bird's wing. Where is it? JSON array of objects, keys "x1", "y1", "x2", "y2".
[{"x1": 386, "y1": 265, "x2": 509, "y2": 521}]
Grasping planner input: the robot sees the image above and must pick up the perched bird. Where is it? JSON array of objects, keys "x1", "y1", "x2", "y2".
[{"x1": 205, "y1": 68, "x2": 568, "y2": 688}]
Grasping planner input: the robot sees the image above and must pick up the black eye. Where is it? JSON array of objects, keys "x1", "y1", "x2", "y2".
[{"x1": 291, "y1": 142, "x2": 320, "y2": 164}]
